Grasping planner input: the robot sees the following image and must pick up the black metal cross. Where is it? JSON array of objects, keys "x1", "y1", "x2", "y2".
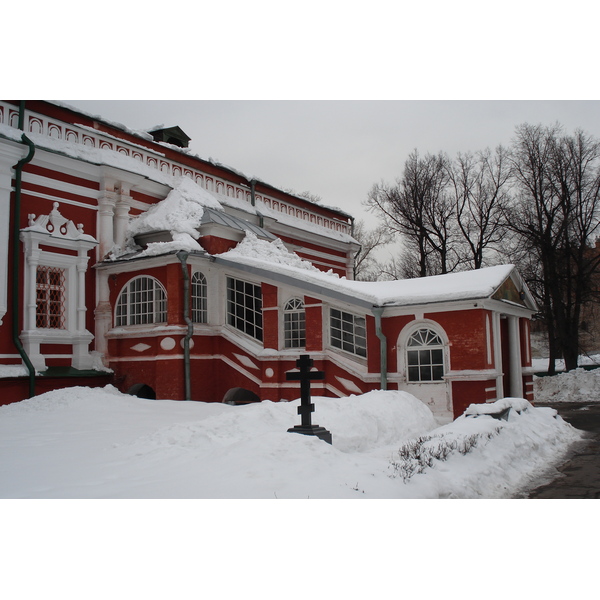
[{"x1": 286, "y1": 355, "x2": 331, "y2": 444}]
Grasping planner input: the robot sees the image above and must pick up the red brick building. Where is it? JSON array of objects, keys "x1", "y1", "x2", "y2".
[{"x1": 0, "y1": 101, "x2": 537, "y2": 420}]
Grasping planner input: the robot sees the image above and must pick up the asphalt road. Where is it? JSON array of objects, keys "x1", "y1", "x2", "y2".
[{"x1": 524, "y1": 402, "x2": 600, "y2": 499}]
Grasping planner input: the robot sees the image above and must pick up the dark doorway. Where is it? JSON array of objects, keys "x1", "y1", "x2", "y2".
[
  {"x1": 222, "y1": 387, "x2": 260, "y2": 405},
  {"x1": 127, "y1": 383, "x2": 157, "y2": 399}
]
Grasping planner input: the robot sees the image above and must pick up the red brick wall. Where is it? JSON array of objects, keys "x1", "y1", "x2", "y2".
[
  {"x1": 262, "y1": 283, "x2": 279, "y2": 350},
  {"x1": 304, "y1": 296, "x2": 323, "y2": 351},
  {"x1": 427, "y1": 309, "x2": 488, "y2": 371},
  {"x1": 451, "y1": 380, "x2": 493, "y2": 418}
]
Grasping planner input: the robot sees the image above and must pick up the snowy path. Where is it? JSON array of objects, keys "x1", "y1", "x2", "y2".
[{"x1": 525, "y1": 402, "x2": 600, "y2": 498}]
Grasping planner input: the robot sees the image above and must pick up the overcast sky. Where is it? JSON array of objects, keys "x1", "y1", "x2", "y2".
[{"x1": 64, "y1": 100, "x2": 600, "y2": 230}]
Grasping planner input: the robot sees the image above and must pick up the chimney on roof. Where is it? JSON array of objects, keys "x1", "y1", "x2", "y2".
[{"x1": 149, "y1": 125, "x2": 191, "y2": 148}]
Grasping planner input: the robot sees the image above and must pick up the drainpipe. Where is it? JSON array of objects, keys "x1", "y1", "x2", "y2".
[
  {"x1": 372, "y1": 307, "x2": 387, "y2": 390},
  {"x1": 177, "y1": 251, "x2": 193, "y2": 400},
  {"x1": 12, "y1": 101, "x2": 36, "y2": 397}
]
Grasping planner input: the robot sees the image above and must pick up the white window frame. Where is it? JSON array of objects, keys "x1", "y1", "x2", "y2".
[
  {"x1": 226, "y1": 276, "x2": 263, "y2": 342},
  {"x1": 329, "y1": 307, "x2": 367, "y2": 358},
  {"x1": 19, "y1": 203, "x2": 97, "y2": 371},
  {"x1": 35, "y1": 265, "x2": 67, "y2": 329},
  {"x1": 406, "y1": 328, "x2": 445, "y2": 382},
  {"x1": 398, "y1": 321, "x2": 449, "y2": 384},
  {"x1": 115, "y1": 275, "x2": 167, "y2": 327},
  {"x1": 191, "y1": 271, "x2": 208, "y2": 324},
  {"x1": 283, "y1": 297, "x2": 306, "y2": 349}
]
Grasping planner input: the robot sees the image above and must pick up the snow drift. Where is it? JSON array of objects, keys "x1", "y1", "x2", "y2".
[{"x1": 0, "y1": 384, "x2": 582, "y2": 499}]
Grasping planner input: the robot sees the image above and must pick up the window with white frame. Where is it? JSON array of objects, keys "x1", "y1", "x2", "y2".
[
  {"x1": 284, "y1": 298, "x2": 305, "y2": 348},
  {"x1": 19, "y1": 202, "x2": 97, "y2": 372},
  {"x1": 115, "y1": 276, "x2": 167, "y2": 326},
  {"x1": 35, "y1": 265, "x2": 66, "y2": 329},
  {"x1": 226, "y1": 277, "x2": 263, "y2": 341},
  {"x1": 191, "y1": 271, "x2": 207, "y2": 324},
  {"x1": 406, "y1": 328, "x2": 445, "y2": 382},
  {"x1": 330, "y1": 308, "x2": 367, "y2": 357}
]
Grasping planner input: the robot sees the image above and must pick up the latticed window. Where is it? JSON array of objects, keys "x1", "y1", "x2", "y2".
[
  {"x1": 226, "y1": 277, "x2": 263, "y2": 341},
  {"x1": 330, "y1": 308, "x2": 367, "y2": 357},
  {"x1": 284, "y1": 298, "x2": 305, "y2": 348},
  {"x1": 406, "y1": 328, "x2": 445, "y2": 382},
  {"x1": 35, "y1": 266, "x2": 66, "y2": 329},
  {"x1": 191, "y1": 271, "x2": 207, "y2": 324},
  {"x1": 115, "y1": 276, "x2": 167, "y2": 326}
]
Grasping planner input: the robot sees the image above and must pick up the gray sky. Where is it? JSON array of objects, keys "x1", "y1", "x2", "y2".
[{"x1": 64, "y1": 100, "x2": 600, "y2": 231}]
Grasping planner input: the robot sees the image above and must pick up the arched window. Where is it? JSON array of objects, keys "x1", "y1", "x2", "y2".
[
  {"x1": 115, "y1": 276, "x2": 167, "y2": 326},
  {"x1": 284, "y1": 298, "x2": 305, "y2": 348},
  {"x1": 192, "y1": 271, "x2": 207, "y2": 324},
  {"x1": 406, "y1": 328, "x2": 445, "y2": 382}
]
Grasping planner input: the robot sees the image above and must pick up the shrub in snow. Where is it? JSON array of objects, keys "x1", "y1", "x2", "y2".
[{"x1": 389, "y1": 427, "x2": 503, "y2": 483}]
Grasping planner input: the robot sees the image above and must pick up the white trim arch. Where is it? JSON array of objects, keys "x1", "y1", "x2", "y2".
[
  {"x1": 191, "y1": 271, "x2": 208, "y2": 324},
  {"x1": 282, "y1": 296, "x2": 306, "y2": 349},
  {"x1": 396, "y1": 319, "x2": 452, "y2": 419},
  {"x1": 397, "y1": 319, "x2": 450, "y2": 379},
  {"x1": 115, "y1": 275, "x2": 167, "y2": 327}
]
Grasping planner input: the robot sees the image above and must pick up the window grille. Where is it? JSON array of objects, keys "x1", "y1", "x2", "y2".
[
  {"x1": 406, "y1": 328, "x2": 445, "y2": 382},
  {"x1": 115, "y1": 276, "x2": 167, "y2": 326},
  {"x1": 330, "y1": 308, "x2": 366, "y2": 357},
  {"x1": 35, "y1": 266, "x2": 66, "y2": 329},
  {"x1": 284, "y1": 298, "x2": 305, "y2": 348},
  {"x1": 226, "y1": 277, "x2": 263, "y2": 342},
  {"x1": 191, "y1": 272, "x2": 207, "y2": 324}
]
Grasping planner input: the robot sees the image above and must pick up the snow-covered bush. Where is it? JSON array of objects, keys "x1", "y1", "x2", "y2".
[{"x1": 389, "y1": 428, "x2": 502, "y2": 482}]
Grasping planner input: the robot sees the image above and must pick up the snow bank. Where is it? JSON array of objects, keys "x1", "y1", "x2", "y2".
[
  {"x1": 535, "y1": 367, "x2": 600, "y2": 403},
  {"x1": 0, "y1": 386, "x2": 580, "y2": 499},
  {"x1": 392, "y1": 398, "x2": 582, "y2": 498}
]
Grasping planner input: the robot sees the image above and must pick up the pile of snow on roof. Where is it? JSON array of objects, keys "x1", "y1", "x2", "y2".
[
  {"x1": 221, "y1": 231, "x2": 320, "y2": 272},
  {"x1": 126, "y1": 176, "x2": 223, "y2": 256}
]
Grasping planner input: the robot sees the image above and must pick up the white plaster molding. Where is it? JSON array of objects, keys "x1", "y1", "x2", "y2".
[{"x1": 0, "y1": 141, "x2": 29, "y2": 326}]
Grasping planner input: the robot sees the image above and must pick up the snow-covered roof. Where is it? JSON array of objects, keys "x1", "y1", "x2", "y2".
[
  {"x1": 201, "y1": 208, "x2": 276, "y2": 241},
  {"x1": 216, "y1": 233, "x2": 532, "y2": 310},
  {"x1": 45, "y1": 101, "x2": 352, "y2": 219}
]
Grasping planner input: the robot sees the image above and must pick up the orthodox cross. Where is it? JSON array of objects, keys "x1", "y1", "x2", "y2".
[{"x1": 286, "y1": 355, "x2": 332, "y2": 444}]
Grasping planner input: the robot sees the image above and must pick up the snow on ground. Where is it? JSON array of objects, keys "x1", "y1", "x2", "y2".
[
  {"x1": 532, "y1": 353, "x2": 600, "y2": 373},
  {"x1": 0, "y1": 384, "x2": 582, "y2": 499},
  {"x1": 535, "y1": 366, "x2": 600, "y2": 403}
]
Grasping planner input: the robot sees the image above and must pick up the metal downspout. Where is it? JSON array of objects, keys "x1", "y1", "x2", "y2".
[
  {"x1": 372, "y1": 307, "x2": 387, "y2": 390},
  {"x1": 12, "y1": 101, "x2": 36, "y2": 397},
  {"x1": 177, "y1": 251, "x2": 193, "y2": 400}
]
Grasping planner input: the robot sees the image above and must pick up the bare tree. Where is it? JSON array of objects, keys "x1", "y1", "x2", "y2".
[
  {"x1": 508, "y1": 123, "x2": 600, "y2": 372},
  {"x1": 365, "y1": 150, "x2": 459, "y2": 277},
  {"x1": 446, "y1": 147, "x2": 511, "y2": 269},
  {"x1": 352, "y1": 219, "x2": 393, "y2": 281}
]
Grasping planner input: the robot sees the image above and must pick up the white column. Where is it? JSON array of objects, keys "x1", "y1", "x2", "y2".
[
  {"x1": 0, "y1": 143, "x2": 26, "y2": 326},
  {"x1": 114, "y1": 195, "x2": 131, "y2": 251},
  {"x1": 508, "y1": 316, "x2": 523, "y2": 398},
  {"x1": 25, "y1": 250, "x2": 39, "y2": 331},
  {"x1": 492, "y1": 312, "x2": 504, "y2": 398},
  {"x1": 97, "y1": 190, "x2": 117, "y2": 260},
  {"x1": 76, "y1": 254, "x2": 88, "y2": 332},
  {"x1": 94, "y1": 270, "x2": 112, "y2": 366}
]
